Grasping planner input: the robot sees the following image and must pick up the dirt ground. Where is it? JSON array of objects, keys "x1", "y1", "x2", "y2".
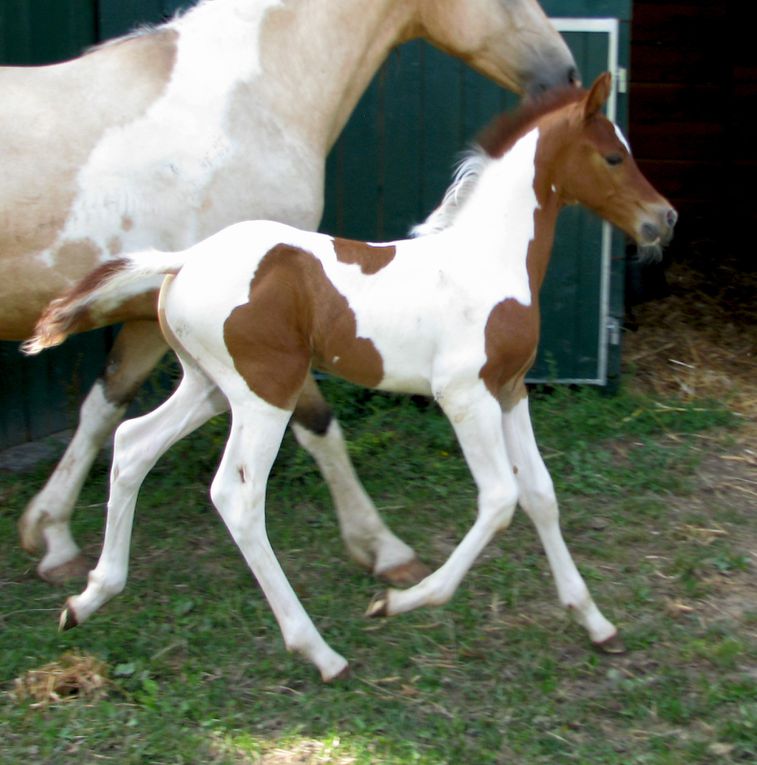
[{"x1": 623, "y1": 253, "x2": 756, "y2": 641}]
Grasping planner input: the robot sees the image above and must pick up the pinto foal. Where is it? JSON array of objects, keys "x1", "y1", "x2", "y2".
[{"x1": 27, "y1": 74, "x2": 676, "y2": 681}]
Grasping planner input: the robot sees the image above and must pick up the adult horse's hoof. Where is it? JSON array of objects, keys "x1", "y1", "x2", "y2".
[
  {"x1": 365, "y1": 591, "x2": 390, "y2": 618},
  {"x1": 59, "y1": 602, "x2": 79, "y2": 631},
  {"x1": 377, "y1": 557, "x2": 431, "y2": 587},
  {"x1": 39, "y1": 554, "x2": 90, "y2": 585},
  {"x1": 594, "y1": 632, "x2": 626, "y2": 655}
]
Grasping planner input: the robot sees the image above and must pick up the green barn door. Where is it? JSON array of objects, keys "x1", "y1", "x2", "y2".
[{"x1": 322, "y1": 8, "x2": 631, "y2": 386}]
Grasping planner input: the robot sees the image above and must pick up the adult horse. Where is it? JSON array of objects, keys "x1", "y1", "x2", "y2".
[{"x1": 3, "y1": 0, "x2": 578, "y2": 583}]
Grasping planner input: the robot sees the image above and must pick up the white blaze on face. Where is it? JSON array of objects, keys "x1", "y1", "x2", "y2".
[{"x1": 613, "y1": 123, "x2": 631, "y2": 154}]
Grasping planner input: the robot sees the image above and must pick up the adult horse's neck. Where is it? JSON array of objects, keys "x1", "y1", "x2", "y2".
[{"x1": 180, "y1": 0, "x2": 416, "y2": 154}]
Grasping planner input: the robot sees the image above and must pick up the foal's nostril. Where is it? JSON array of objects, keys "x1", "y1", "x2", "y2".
[{"x1": 665, "y1": 208, "x2": 678, "y2": 228}]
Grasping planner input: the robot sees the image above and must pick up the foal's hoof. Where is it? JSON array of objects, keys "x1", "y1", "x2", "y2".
[
  {"x1": 365, "y1": 591, "x2": 390, "y2": 618},
  {"x1": 377, "y1": 557, "x2": 431, "y2": 587},
  {"x1": 594, "y1": 632, "x2": 626, "y2": 655},
  {"x1": 59, "y1": 602, "x2": 79, "y2": 632},
  {"x1": 39, "y1": 554, "x2": 90, "y2": 585},
  {"x1": 324, "y1": 664, "x2": 352, "y2": 683}
]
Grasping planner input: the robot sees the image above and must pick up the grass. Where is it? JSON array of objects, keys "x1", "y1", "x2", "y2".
[{"x1": 0, "y1": 377, "x2": 755, "y2": 764}]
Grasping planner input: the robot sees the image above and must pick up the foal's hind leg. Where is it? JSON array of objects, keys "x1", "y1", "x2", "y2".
[
  {"x1": 211, "y1": 394, "x2": 349, "y2": 682},
  {"x1": 61, "y1": 360, "x2": 227, "y2": 629},
  {"x1": 19, "y1": 320, "x2": 167, "y2": 583},
  {"x1": 291, "y1": 375, "x2": 429, "y2": 586},
  {"x1": 501, "y1": 395, "x2": 621, "y2": 651}
]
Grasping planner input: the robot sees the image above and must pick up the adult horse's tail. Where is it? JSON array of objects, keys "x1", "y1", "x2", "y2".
[{"x1": 22, "y1": 251, "x2": 188, "y2": 355}]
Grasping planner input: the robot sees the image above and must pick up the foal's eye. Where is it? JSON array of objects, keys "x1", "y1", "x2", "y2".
[{"x1": 605, "y1": 153, "x2": 624, "y2": 166}]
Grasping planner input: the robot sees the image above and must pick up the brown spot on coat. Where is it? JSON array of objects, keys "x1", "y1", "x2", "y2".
[
  {"x1": 223, "y1": 244, "x2": 384, "y2": 410},
  {"x1": 332, "y1": 238, "x2": 396, "y2": 274},
  {"x1": 479, "y1": 298, "x2": 538, "y2": 405}
]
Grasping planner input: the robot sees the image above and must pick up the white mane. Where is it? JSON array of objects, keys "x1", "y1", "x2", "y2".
[{"x1": 410, "y1": 148, "x2": 491, "y2": 237}]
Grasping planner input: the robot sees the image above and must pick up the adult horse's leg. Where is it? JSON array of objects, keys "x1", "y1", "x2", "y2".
[
  {"x1": 501, "y1": 394, "x2": 622, "y2": 651},
  {"x1": 290, "y1": 375, "x2": 429, "y2": 585},
  {"x1": 61, "y1": 359, "x2": 227, "y2": 628},
  {"x1": 211, "y1": 395, "x2": 349, "y2": 682},
  {"x1": 367, "y1": 387, "x2": 519, "y2": 616},
  {"x1": 19, "y1": 320, "x2": 168, "y2": 583}
]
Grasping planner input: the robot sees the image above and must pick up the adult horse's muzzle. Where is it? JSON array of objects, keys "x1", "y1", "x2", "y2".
[{"x1": 527, "y1": 64, "x2": 582, "y2": 96}]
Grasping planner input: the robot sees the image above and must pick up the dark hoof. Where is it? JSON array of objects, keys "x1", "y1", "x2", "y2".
[
  {"x1": 325, "y1": 664, "x2": 352, "y2": 683},
  {"x1": 365, "y1": 591, "x2": 390, "y2": 618},
  {"x1": 59, "y1": 602, "x2": 79, "y2": 632},
  {"x1": 594, "y1": 632, "x2": 626, "y2": 654},
  {"x1": 39, "y1": 554, "x2": 90, "y2": 585},
  {"x1": 377, "y1": 557, "x2": 431, "y2": 587}
]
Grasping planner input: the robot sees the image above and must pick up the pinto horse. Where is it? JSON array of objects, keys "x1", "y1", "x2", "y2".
[
  {"x1": 3, "y1": 0, "x2": 579, "y2": 584},
  {"x1": 26, "y1": 74, "x2": 676, "y2": 681}
]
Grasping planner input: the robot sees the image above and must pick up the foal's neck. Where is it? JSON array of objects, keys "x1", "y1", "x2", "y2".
[{"x1": 449, "y1": 127, "x2": 562, "y2": 294}]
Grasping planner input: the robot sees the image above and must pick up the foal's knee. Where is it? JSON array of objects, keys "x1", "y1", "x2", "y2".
[{"x1": 479, "y1": 485, "x2": 519, "y2": 531}]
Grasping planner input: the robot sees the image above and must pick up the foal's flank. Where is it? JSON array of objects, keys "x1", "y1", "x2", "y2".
[{"x1": 26, "y1": 74, "x2": 675, "y2": 681}]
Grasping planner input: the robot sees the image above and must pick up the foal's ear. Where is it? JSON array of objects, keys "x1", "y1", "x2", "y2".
[{"x1": 583, "y1": 72, "x2": 612, "y2": 120}]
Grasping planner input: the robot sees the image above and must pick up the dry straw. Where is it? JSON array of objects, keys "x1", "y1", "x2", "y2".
[{"x1": 10, "y1": 651, "x2": 109, "y2": 708}]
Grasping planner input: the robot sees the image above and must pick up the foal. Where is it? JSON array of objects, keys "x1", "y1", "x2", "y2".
[{"x1": 26, "y1": 73, "x2": 676, "y2": 681}]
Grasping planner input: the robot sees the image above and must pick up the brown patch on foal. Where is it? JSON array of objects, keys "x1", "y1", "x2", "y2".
[
  {"x1": 332, "y1": 238, "x2": 396, "y2": 274},
  {"x1": 224, "y1": 244, "x2": 384, "y2": 410},
  {"x1": 479, "y1": 298, "x2": 538, "y2": 405}
]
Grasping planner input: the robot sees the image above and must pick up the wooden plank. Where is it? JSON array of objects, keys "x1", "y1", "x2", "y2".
[
  {"x1": 0, "y1": 0, "x2": 96, "y2": 64},
  {"x1": 0, "y1": 342, "x2": 29, "y2": 446},
  {"x1": 381, "y1": 42, "x2": 424, "y2": 240}
]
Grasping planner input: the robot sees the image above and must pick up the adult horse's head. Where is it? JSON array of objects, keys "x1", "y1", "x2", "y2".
[
  {"x1": 548, "y1": 73, "x2": 677, "y2": 259},
  {"x1": 418, "y1": 0, "x2": 580, "y2": 95}
]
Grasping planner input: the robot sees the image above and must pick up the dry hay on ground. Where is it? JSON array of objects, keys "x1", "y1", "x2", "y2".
[
  {"x1": 623, "y1": 259, "x2": 757, "y2": 437},
  {"x1": 10, "y1": 651, "x2": 109, "y2": 707}
]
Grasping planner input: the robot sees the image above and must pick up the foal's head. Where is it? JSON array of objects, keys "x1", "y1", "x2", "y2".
[{"x1": 545, "y1": 72, "x2": 677, "y2": 258}]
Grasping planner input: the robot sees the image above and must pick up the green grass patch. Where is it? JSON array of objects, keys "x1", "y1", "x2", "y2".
[{"x1": 1, "y1": 379, "x2": 753, "y2": 764}]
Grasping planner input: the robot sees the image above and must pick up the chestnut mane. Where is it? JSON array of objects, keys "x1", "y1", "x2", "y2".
[
  {"x1": 411, "y1": 87, "x2": 584, "y2": 237},
  {"x1": 476, "y1": 87, "x2": 584, "y2": 158}
]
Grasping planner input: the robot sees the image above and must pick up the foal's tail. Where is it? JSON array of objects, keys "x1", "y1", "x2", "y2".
[{"x1": 22, "y1": 250, "x2": 189, "y2": 355}]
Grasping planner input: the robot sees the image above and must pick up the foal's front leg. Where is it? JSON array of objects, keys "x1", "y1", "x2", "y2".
[
  {"x1": 211, "y1": 396, "x2": 349, "y2": 682},
  {"x1": 368, "y1": 386, "x2": 519, "y2": 616},
  {"x1": 501, "y1": 395, "x2": 622, "y2": 651}
]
